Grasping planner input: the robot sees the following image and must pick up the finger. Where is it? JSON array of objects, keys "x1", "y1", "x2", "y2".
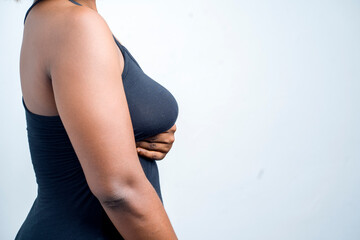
[
  {"x1": 163, "y1": 124, "x2": 177, "y2": 133},
  {"x1": 139, "y1": 124, "x2": 177, "y2": 143},
  {"x1": 140, "y1": 132, "x2": 175, "y2": 144},
  {"x1": 136, "y1": 141, "x2": 171, "y2": 153},
  {"x1": 137, "y1": 148, "x2": 166, "y2": 161},
  {"x1": 170, "y1": 124, "x2": 177, "y2": 132}
]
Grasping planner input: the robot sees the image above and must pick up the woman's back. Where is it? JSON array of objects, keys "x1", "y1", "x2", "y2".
[{"x1": 17, "y1": 0, "x2": 179, "y2": 239}]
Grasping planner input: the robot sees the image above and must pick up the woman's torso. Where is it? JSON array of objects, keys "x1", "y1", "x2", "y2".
[{"x1": 16, "y1": 0, "x2": 179, "y2": 239}]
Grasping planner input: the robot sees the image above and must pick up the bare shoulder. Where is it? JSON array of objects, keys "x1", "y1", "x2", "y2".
[
  {"x1": 57, "y1": 6, "x2": 110, "y2": 35},
  {"x1": 47, "y1": 6, "x2": 116, "y2": 62},
  {"x1": 20, "y1": 2, "x2": 120, "y2": 117},
  {"x1": 47, "y1": 2, "x2": 143, "y2": 200}
]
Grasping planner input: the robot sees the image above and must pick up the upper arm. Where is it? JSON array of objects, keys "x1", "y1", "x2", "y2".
[{"x1": 49, "y1": 9, "x2": 146, "y2": 200}]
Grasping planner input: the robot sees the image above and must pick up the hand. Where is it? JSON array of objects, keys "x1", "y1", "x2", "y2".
[{"x1": 136, "y1": 124, "x2": 177, "y2": 161}]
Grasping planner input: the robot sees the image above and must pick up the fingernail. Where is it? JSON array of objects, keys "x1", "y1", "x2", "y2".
[{"x1": 137, "y1": 148, "x2": 141, "y2": 152}]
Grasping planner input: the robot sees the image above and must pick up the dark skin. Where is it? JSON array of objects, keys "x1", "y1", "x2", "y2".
[
  {"x1": 21, "y1": 0, "x2": 178, "y2": 239},
  {"x1": 136, "y1": 124, "x2": 177, "y2": 160}
]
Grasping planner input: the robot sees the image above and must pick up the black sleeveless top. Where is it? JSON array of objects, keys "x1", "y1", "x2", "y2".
[{"x1": 15, "y1": 0, "x2": 179, "y2": 239}]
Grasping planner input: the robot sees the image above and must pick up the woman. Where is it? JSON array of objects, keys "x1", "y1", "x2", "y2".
[{"x1": 16, "y1": 0, "x2": 179, "y2": 239}]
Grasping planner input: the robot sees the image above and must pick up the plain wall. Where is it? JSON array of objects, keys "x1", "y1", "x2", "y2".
[{"x1": 1, "y1": 0, "x2": 359, "y2": 239}]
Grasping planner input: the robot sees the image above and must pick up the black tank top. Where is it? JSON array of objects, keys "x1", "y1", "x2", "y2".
[{"x1": 15, "y1": 0, "x2": 179, "y2": 239}]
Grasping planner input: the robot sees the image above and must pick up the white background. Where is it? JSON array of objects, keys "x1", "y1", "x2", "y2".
[{"x1": 0, "y1": 0, "x2": 359, "y2": 239}]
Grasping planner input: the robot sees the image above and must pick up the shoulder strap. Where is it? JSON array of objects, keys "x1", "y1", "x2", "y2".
[
  {"x1": 23, "y1": 0, "x2": 42, "y2": 25},
  {"x1": 69, "y1": 0, "x2": 82, "y2": 6}
]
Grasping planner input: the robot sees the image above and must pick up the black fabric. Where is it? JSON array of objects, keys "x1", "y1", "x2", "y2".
[{"x1": 15, "y1": 0, "x2": 179, "y2": 239}]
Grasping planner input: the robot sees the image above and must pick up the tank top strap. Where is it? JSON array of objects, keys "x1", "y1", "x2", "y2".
[
  {"x1": 23, "y1": 0, "x2": 42, "y2": 25},
  {"x1": 68, "y1": 0, "x2": 82, "y2": 6},
  {"x1": 24, "y1": 0, "x2": 82, "y2": 25}
]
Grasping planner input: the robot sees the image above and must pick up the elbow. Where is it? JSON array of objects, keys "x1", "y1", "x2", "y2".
[
  {"x1": 99, "y1": 192, "x2": 131, "y2": 210},
  {"x1": 90, "y1": 175, "x2": 147, "y2": 213},
  {"x1": 94, "y1": 185, "x2": 135, "y2": 212},
  {"x1": 96, "y1": 186, "x2": 145, "y2": 218}
]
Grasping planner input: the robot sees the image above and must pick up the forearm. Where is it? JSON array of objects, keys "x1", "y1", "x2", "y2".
[{"x1": 100, "y1": 180, "x2": 178, "y2": 240}]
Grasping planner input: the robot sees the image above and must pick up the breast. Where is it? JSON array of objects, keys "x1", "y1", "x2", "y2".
[{"x1": 119, "y1": 46, "x2": 179, "y2": 141}]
